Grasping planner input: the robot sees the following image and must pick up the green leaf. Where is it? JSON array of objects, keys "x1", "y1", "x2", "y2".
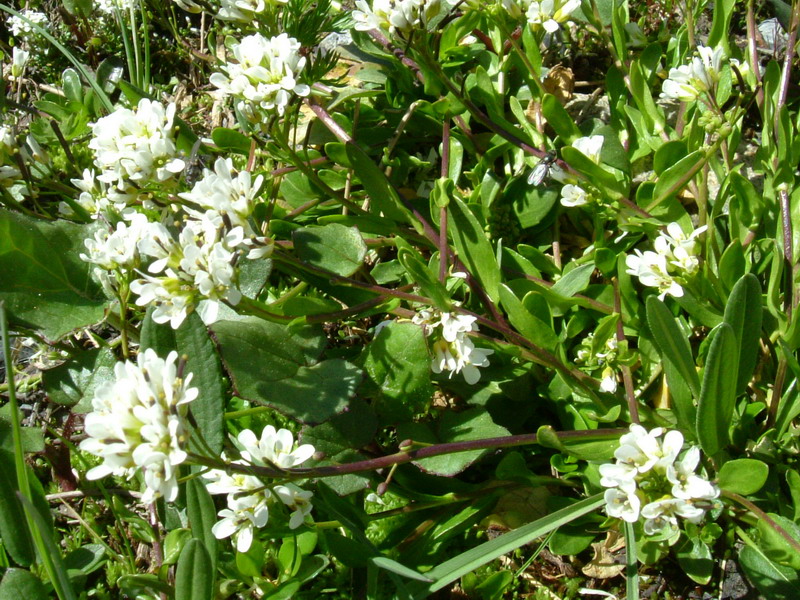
[
  {"x1": 0, "y1": 569, "x2": 48, "y2": 600},
  {"x1": 397, "y1": 408, "x2": 509, "y2": 477},
  {"x1": 0, "y1": 452, "x2": 34, "y2": 566},
  {"x1": 293, "y1": 223, "x2": 367, "y2": 277},
  {"x1": 757, "y1": 515, "x2": 800, "y2": 570},
  {"x1": 396, "y1": 248, "x2": 451, "y2": 311},
  {"x1": 61, "y1": 68, "x2": 84, "y2": 103},
  {"x1": 448, "y1": 196, "x2": 501, "y2": 303},
  {"x1": 162, "y1": 530, "x2": 191, "y2": 566},
  {"x1": 300, "y1": 399, "x2": 375, "y2": 495},
  {"x1": 407, "y1": 494, "x2": 605, "y2": 598},
  {"x1": 17, "y1": 494, "x2": 77, "y2": 600},
  {"x1": 212, "y1": 318, "x2": 362, "y2": 424},
  {"x1": 63, "y1": 544, "x2": 105, "y2": 576},
  {"x1": 739, "y1": 544, "x2": 800, "y2": 600},
  {"x1": 540, "y1": 94, "x2": 581, "y2": 141},
  {"x1": 696, "y1": 323, "x2": 737, "y2": 456},
  {"x1": 185, "y1": 478, "x2": 218, "y2": 575},
  {"x1": 361, "y1": 322, "x2": 434, "y2": 423},
  {"x1": 369, "y1": 556, "x2": 432, "y2": 583},
  {"x1": 498, "y1": 284, "x2": 559, "y2": 353},
  {"x1": 551, "y1": 263, "x2": 594, "y2": 297},
  {"x1": 676, "y1": 538, "x2": 713, "y2": 585},
  {"x1": 345, "y1": 142, "x2": 413, "y2": 224},
  {"x1": 210, "y1": 127, "x2": 251, "y2": 155},
  {"x1": 41, "y1": 347, "x2": 116, "y2": 411},
  {"x1": 723, "y1": 273, "x2": 762, "y2": 396},
  {"x1": 141, "y1": 310, "x2": 226, "y2": 454},
  {"x1": 175, "y1": 539, "x2": 212, "y2": 600},
  {"x1": 718, "y1": 459, "x2": 769, "y2": 495},
  {"x1": 645, "y1": 296, "x2": 699, "y2": 428},
  {"x1": 651, "y1": 151, "x2": 704, "y2": 209},
  {"x1": 0, "y1": 210, "x2": 105, "y2": 340},
  {"x1": 117, "y1": 574, "x2": 174, "y2": 599}
]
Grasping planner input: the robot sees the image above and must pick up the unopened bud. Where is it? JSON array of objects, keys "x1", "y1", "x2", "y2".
[{"x1": 398, "y1": 439, "x2": 414, "y2": 451}]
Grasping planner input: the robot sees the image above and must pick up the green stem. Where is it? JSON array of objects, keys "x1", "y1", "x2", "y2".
[{"x1": 624, "y1": 521, "x2": 639, "y2": 600}]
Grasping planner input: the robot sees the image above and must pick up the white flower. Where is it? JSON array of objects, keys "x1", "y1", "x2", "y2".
[
  {"x1": 625, "y1": 250, "x2": 684, "y2": 300},
  {"x1": 560, "y1": 183, "x2": 589, "y2": 207},
  {"x1": 526, "y1": 0, "x2": 580, "y2": 33},
  {"x1": 8, "y1": 10, "x2": 47, "y2": 39},
  {"x1": 599, "y1": 462, "x2": 638, "y2": 493},
  {"x1": 217, "y1": 0, "x2": 286, "y2": 21},
  {"x1": 238, "y1": 425, "x2": 316, "y2": 470},
  {"x1": 431, "y1": 336, "x2": 493, "y2": 384},
  {"x1": 438, "y1": 312, "x2": 478, "y2": 342},
  {"x1": 667, "y1": 447, "x2": 719, "y2": 500},
  {"x1": 571, "y1": 135, "x2": 604, "y2": 164},
  {"x1": 661, "y1": 45, "x2": 725, "y2": 102},
  {"x1": 353, "y1": 0, "x2": 446, "y2": 36},
  {"x1": 10, "y1": 47, "x2": 30, "y2": 80},
  {"x1": 500, "y1": 0, "x2": 531, "y2": 20},
  {"x1": 603, "y1": 488, "x2": 641, "y2": 522},
  {"x1": 95, "y1": 0, "x2": 138, "y2": 14},
  {"x1": 89, "y1": 99, "x2": 185, "y2": 188},
  {"x1": 274, "y1": 483, "x2": 314, "y2": 529},
  {"x1": 210, "y1": 33, "x2": 310, "y2": 118},
  {"x1": 61, "y1": 168, "x2": 137, "y2": 218},
  {"x1": 212, "y1": 493, "x2": 270, "y2": 553},
  {"x1": 641, "y1": 497, "x2": 705, "y2": 535},
  {"x1": 614, "y1": 424, "x2": 664, "y2": 474},
  {"x1": 79, "y1": 349, "x2": 197, "y2": 503}
]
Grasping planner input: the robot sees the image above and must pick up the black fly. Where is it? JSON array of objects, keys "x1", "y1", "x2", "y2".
[{"x1": 527, "y1": 152, "x2": 557, "y2": 186}]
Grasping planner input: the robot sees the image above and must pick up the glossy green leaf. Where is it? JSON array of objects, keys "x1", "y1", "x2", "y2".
[
  {"x1": 498, "y1": 284, "x2": 559, "y2": 352},
  {"x1": 293, "y1": 223, "x2": 367, "y2": 277},
  {"x1": 651, "y1": 151, "x2": 704, "y2": 209},
  {"x1": 0, "y1": 452, "x2": 34, "y2": 567},
  {"x1": 718, "y1": 459, "x2": 769, "y2": 495},
  {"x1": 61, "y1": 68, "x2": 84, "y2": 103},
  {"x1": 756, "y1": 515, "x2": 800, "y2": 570},
  {"x1": 175, "y1": 539, "x2": 212, "y2": 600},
  {"x1": 186, "y1": 478, "x2": 218, "y2": 575},
  {"x1": 361, "y1": 322, "x2": 433, "y2": 423},
  {"x1": 212, "y1": 318, "x2": 362, "y2": 424},
  {"x1": 17, "y1": 494, "x2": 77, "y2": 600},
  {"x1": 448, "y1": 196, "x2": 500, "y2": 303},
  {"x1": 0, "y1": 210, "x2": 105, "y2": 340},
  {"x1": 540, "y1": 94, "x2": 581, "y2": 141},
  {"x1": 396, "y1": 248, "x2": 451, "y2": 310},
  {"x1": 300, "y1": 399, "x2": 375, "y2": 495},
  {"x1": 397, "y1": 408, "x2": 509, "y2": 476},
  {"x1": 211, "y1": 127, "x2": 251, "y2": 155},
  {"x1": 722, "y1": 273, "x2": 762, "y2": 396},
  {"x1": 0, "y1": 569, "x2": 48, "y2": 600},
  {"x1": 740, "y1": 544, "x2": 800, "y2": 600},
  {"x1": 141, "y1": 310, "x2": 226, "y2": 454},
  {"x1": 645, "y1": 296, "x2": 700, "y2": 429},
  {"x1": 676, "y1": 538, "x2": 713, "y2": 585},
  {"x1": 345, "y1": 142, "x2": 413, "y2": 224},
  {"x1": 41, "y1": 347, "x2": 116, "y2": 411},
  {"x1": 696, "y1": 323, "x2": 737, "y2": 456}
]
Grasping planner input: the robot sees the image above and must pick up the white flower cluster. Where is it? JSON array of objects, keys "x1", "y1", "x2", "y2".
[
  {"x1": 500, "y1": 0, "x2": 580, "y2": 32},
  {"x1": 412, "y1": 309, "x2": 493, "y2": 384},
  {"x1": 88, "y1": 98, "x2": 186, "y2": 189},
  {"x1": 9, "y1": 47, "x2": 30, "y2": 81},
  {"x1": 353, "y1": 0, "x2": 448, "y2": 36},
  {"x1": 61, "y1": 168, "x2": 137, "y2": 219},
  {"x1": 625, "y1": 222, "x2": 706, "y2": 300},
  {"x1": 80, "y1": 350, "x2": 198, "y2": 504},
  {"x1": 217, "y1": 0, "x2": 286, "y2": 22},
  {"x1": 80, "y1": 157, "x2": 272, "y2": 328},
  {"x1": 203, "y1": 426, "x2": 315, "y2": 552},
  {"x1": 95, "y1": 0, "x2": 138, "y2": 15},
  {"x1": 210, "y1": 33, "x2": 310, "y2": 118},
  {"x1": 600, "y1": 425, "x2": 719, "y2": 536},
  {"x1": 661, "y1": 45, "x2": 724, "y2": 103},
  {"x1": 8, "y1": 9, "x2": 47, "y2": 40}
]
